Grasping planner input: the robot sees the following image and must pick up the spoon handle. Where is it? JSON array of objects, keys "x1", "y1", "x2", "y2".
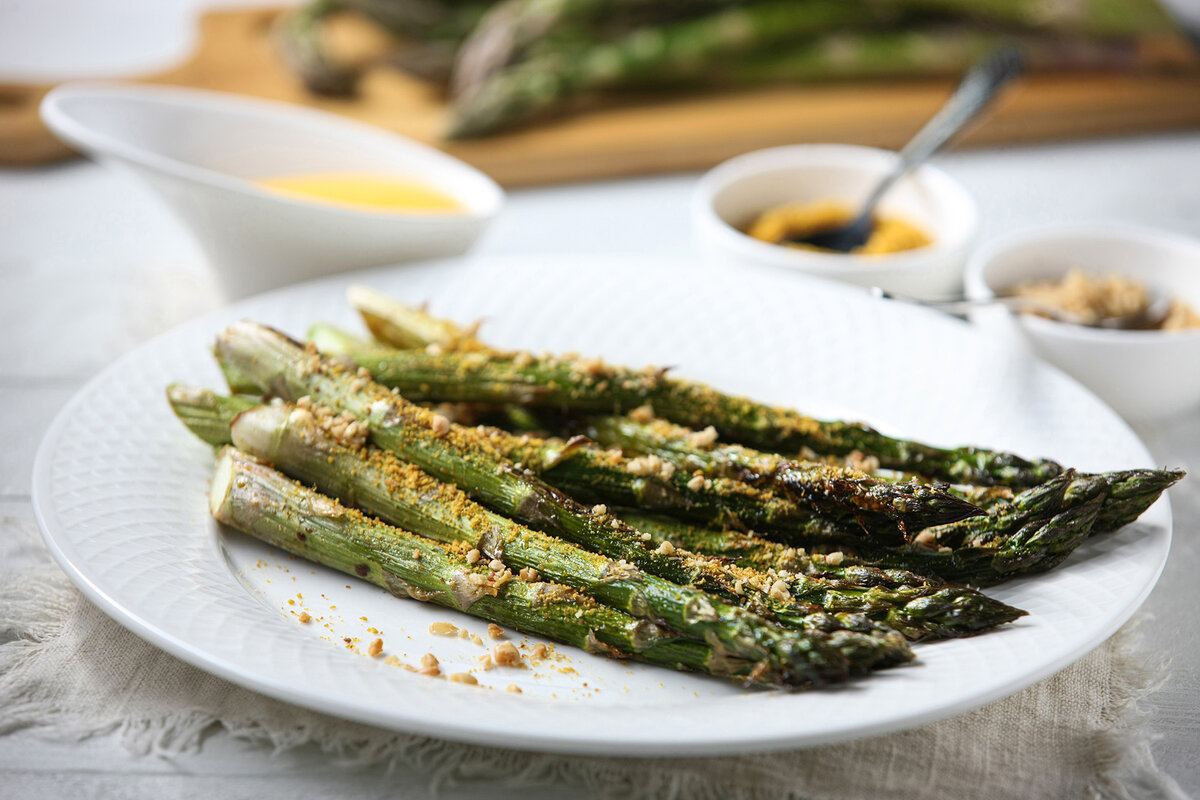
[{"x1": 860, "y1": 45, "x2": 1026, "y2": 216}]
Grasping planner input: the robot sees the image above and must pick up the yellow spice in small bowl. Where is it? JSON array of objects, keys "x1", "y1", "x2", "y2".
[{"x1": 746, "y1": 200, "x2": 931, "y2": 255}]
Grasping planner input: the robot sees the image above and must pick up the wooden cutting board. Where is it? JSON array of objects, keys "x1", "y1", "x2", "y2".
[{"x1": 5, "y1": 6, "x2": 1200, "y2": 185}]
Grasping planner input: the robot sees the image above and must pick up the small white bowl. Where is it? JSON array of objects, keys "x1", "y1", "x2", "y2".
[
  {"x1": 41, "y1": 83, "x2": 504, "y2": 298},
  {"x1": 692, "y1": 144, "x2": 979, "y2": 299},
  {"x1": 966, "y1": 223, "x2": 1200, "y2": 420}
]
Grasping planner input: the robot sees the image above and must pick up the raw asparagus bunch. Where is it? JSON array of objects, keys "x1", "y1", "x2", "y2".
[
  {"x1": 214, "y1": 321, "x2": 912, "y2": 683},
  {"x1": 308, "y1": 318, "x2": 1064, "y2": 487},
  {"x1": 169, "y1": 385, "x2": 1020, "y2": 642},
  {"x1": 277, "y1": 0, "x2": 1181, "y2": 135},
  {"x1": 446, "y1": 0, "x2": 1172, "y2": 135},
  {"x1": 448, "y1": 0, "x2": 905, "y2": 137},
  {"x1": 450, "y1": 0, "x2": 743, "y2": 97},
  {"x1": 212, "y1": 446, "x2": 772, "y2": 684}
]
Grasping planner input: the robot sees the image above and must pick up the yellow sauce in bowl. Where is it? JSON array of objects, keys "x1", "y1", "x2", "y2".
[
  {"x1": 255, "y1": 172, "x2": 463, "y2": 214},
  {"x1": 746, "y1": 200, "x2": 931, "y2": 255}
]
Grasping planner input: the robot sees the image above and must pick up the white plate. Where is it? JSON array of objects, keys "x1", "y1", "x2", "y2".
[{"x1": 32, "y1": 254, "x2": 1171, "y2": 756}]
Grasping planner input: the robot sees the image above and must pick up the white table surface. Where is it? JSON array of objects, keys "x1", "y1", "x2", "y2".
[{"x1": 2, "y1": 5, "x2": 1200, "y2": 793}]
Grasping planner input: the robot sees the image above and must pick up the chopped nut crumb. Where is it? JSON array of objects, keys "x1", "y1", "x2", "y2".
[
  {"x1": 639, "y1": 532, "x2": 652, "y2": 541},
  {"x1": 767, "y1": 579, "x2": 791, "y2": 602},
  {"x1": 297, "y1": 611, "x2": 312, "y2": 624},
  {"x1": 686, "y1": 425, "x2": 719, "y2": 449},
  {"x1": 686, "y1": 474, "x2": 705, "y2": 492},
  {"x1": 531, "y1": 643, "x2": 548, "y2": 659},
  {"x1": 478, "y1": 654, "x2": 495, "y2": 670},
  {"x1": 465, "y1": 548, "x2": 482, "y2": 565},
  {"x1": 429, "y1": 622, "x2": 458, "y2": 636},
  {"x1": 367, "y1": 638, "x2": 383, "y2": 657},
  {"x1": 471, "y1": 634, "x2": 484, "y2": 646},
  {"x1": 430, "y1": 414, "x2": 451, "y2": 437},
  {"x1": 629, "y1": 404, "x2": 655, "y2": 423},
  {"x1": 412, "y1": 549, "x2": 422, "y2": 560},
  {"x1": 519, "y1": 567, "x2": 540, "y2": 582},
  {"x1": 487, "y1": 623, "x2": 504, "y2": 639},
  {"x1": 448, "y1": 673, "x2": 478, "y2": 685},
  {"x1": 655, "y1": 540, "x2": 676, "y2": 556},
  {"x1": 825, "y1": 551, "x2": 845, "y2": 566},
  {"x1": 592, "y1": 504, "x2": 608, "y2": 516},
  {"x1": 506, "y1": 684, "x2": 523, "y2": 694},
  {"x1": 492, "y1": 641, "x2": 522, "y2": 667},
  {"x1": 488, "y1": 558, "x2": 506, "y2": 572}
]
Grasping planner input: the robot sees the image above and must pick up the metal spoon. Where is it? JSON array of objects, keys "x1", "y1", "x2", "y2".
[
  {"x1": 872, "y1": 287, "x2": 1173, "y2": 330},
  {"x1": 787, "y1": 45, "x2": 1025, "y2": 253}
]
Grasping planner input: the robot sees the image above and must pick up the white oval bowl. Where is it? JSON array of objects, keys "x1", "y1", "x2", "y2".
[
  {"x1": 40, "y1": 83, "x2": 505, "y2": 298},
  {"x1": 966, "y1": 223, "x2": 1200, "y2": 420},
  {"x1": 692, "y1": 144, "x2": 979, "y2": 300}
]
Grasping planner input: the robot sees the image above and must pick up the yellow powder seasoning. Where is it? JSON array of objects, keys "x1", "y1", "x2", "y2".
[{"x1": 746, "y1": 200, "x2": 931, "y2": 255}]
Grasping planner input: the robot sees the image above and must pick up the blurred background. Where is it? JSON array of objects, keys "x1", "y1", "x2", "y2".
[{"x1": 5, "y1": 0, "x2": 1200, "y2": 178}]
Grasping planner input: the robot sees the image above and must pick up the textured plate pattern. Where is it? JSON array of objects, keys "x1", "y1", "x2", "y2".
[{"x1": 32, "y1": 254, "x2": 1171, "y2": 755}]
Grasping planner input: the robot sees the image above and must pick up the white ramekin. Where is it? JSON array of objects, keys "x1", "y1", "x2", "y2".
[
  {"x1": 692, "y1": 144, "x2": 979, "y2": 300},
  {"x1": 966, "y1": 223, "x2": 1200, "y2": 420}
]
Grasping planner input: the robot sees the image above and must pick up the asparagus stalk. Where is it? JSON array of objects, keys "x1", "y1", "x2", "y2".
[
  {"x1": 725, "y1": 28, "x2": 1145, "y2": 87},
  {"x1": 169, "y1": 387, "x2": 1015, "y2": 641},
  {"x1": 619, "y1": 470, "x2": 1106, "y2": 587},
  {"x1": 274, "y1": 0, "x2": 362, "y2": 96},
  {"x1": 306, "y1": 322, "x2": 1064, "y2": 487},
  {"x1": 212, "y1": 447, "x2": 767, "y2": 683},
  {"x1": 214, "y1": 322, "x2": 909, "y2": 682},
  {"x1": 896, "y1": 0, "x2": 1177, "y2": 37}
]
